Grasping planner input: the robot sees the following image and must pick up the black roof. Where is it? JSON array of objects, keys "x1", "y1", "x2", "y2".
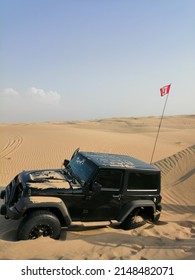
[{"x1": 80, "y1": 151, "x2": 159, "y2": 171}]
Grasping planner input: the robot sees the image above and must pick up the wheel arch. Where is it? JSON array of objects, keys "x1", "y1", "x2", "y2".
[
  {"x1": 24, "y1": 206, "x2": 68, "y2": 227},
  {"x1": 22, "y1": 196, "x2": 72, "y2": 226},
  {"x1": 118, "y1": 200, "x2": 156, "y2": 223}
]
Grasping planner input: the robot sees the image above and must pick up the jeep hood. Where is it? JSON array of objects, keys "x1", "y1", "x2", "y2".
[{"x1": 22, "y1": 169, "x2": 71, "y2": 190}]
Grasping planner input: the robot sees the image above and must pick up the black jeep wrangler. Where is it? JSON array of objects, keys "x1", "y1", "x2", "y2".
[{"x1": 0, "y1": 149, "x2": 161, "y2": 240}]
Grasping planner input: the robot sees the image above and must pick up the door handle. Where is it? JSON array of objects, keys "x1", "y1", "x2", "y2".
[{"x1": 113, "y1": 194, "x2": 121, "y2": 199}]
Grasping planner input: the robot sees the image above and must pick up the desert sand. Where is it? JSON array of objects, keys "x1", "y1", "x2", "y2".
[{"x1": 0, "y1": 115, "x2": 194, "y2": 260}]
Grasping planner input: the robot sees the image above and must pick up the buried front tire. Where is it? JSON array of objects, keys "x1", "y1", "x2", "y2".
[{"x1": 17, "y1": 210, "x2": 61, "y2": 240}]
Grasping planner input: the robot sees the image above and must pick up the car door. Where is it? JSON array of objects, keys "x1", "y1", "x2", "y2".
[
  {"x1": 60, "y1": 169, "x2": 124, "y2": 221},
  {"x1": 81, "y1": 169, "x2": 124, "y2": 221}
]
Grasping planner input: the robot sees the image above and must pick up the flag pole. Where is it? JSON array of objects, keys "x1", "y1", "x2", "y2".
[{"x1": 150, "y1": 85, "x2": 171, "y2": 163}]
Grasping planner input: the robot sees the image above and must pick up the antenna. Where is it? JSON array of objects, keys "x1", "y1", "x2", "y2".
[{"x1": 150, "y1": 84, "x2": 171, "y2": 163}]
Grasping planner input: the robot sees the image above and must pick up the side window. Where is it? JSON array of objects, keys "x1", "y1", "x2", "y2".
[
  {"x1": 94, "y1": 170, "x2": 123, "y2": 190},
  {"x1": 127, "y1": 172, "x2": 159, "y2": 190}
]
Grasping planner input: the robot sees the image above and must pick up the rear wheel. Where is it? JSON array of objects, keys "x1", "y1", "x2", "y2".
[
  {"x1": 17, "y1": 210, "x2": 61, "y2": 240},
  {"x1": 152, "y1": 211, "x2": 161, "y2": 224},
  {"x1": 120, "y1": 211, "x2": 146, "y2": 230}
]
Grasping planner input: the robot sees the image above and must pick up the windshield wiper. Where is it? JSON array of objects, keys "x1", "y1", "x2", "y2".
[{"x1": 65, "y1": 165, "x2": 73, "y2": 177}]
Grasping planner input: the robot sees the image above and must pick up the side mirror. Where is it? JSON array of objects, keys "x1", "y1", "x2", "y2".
[{"x1": 92, "y1": 182, "x2": 102, "y2": 193}]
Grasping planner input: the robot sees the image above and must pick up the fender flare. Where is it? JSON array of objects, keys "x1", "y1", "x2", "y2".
[
  {"x1": 15, "y1": 196, "x2": 72, "y2": 226},
  {"x1": 118, "y1": 200, "x2": 156, "y2": 223}
]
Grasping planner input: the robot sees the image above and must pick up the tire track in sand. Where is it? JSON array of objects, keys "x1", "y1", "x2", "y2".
[{"x1": 0, "y1": 135, "x2": 23, "y2": 159}]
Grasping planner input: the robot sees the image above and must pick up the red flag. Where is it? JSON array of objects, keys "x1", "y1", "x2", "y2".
[{"x1": 160, "y1": 84, "x2": 171, "y2": 96}]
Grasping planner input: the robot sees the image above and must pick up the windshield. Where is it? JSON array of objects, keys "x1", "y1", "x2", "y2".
[{"x1": 68, "y1": 153, "x2": 96, "y2": 185}]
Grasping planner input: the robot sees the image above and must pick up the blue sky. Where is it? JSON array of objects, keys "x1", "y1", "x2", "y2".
[{"x1": 0, "y1": 0, "x2": 195, "y2": 123}]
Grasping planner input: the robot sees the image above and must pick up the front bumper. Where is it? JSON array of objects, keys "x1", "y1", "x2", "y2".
[
  {"x1": 0, "y1": 190, "x2": 5, "y2": 199},
  {"x1": 0, "y1": 202, "x2": 22, "y2": 219},
  {"x1": 0, "y1": 188, "x2": 23, "y2": 219},
  {"x1": 0, "y1": 190, "x2": 6, "y2": 216}
]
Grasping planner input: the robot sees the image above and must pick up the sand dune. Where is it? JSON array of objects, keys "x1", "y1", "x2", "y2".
[{"x1": 0, "y1": 115, "x2": 194, "y2": 260}]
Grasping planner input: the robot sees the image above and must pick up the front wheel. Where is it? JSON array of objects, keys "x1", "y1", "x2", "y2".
[{"x1": 17, "y1": 210, "x2": 61, "y2": 240}]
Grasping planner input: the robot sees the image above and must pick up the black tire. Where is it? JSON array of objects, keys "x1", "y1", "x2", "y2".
[
  {"x1": 17, "y1": 210, "x2": 61, "y2": 240},
  {"x1": 120, "y1": 213, "x2": 146, "y2": 230}
]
